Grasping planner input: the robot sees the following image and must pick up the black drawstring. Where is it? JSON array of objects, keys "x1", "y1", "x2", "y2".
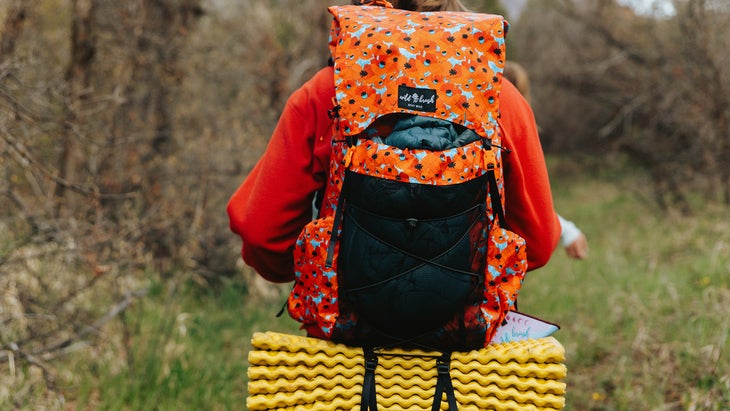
[{"x1": 341, "y1": 201, "x2": 484, "y2": 292}]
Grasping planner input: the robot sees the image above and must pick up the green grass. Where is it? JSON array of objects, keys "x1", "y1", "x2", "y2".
[
  {"x1": 64, "y1": 159, "x2": 728, "y2": 411},
  {"x1": 520, "y1": 157, "x2": 730, "y2": 410},
  {"x1": 66, "y1": 277, "x2": 300, "y2": 411}
]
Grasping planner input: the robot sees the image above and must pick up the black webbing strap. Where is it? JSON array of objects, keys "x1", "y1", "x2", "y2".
[
  {"x1": 432, "y1": 352, "x2": 458, "y2": 411},
  {"x1": 325, "y1": 180, "x2": 347, "y2": 268},
  {"x1": 360, "y1": 350, "x2": 457, "y2": 411},
  {"x1": 361, "y1": 348, "x2": 379, "y2": 411},
  {"x1": 486, "y1": 165, "x2": 506, "y2": 228}
]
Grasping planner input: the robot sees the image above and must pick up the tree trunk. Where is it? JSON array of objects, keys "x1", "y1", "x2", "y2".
[
  {"x1": 56, "y1": 0, "x2": 97, "y2": 216},
  {"x1": 0, "y1": 0, "x2": 29, "y2": 59}
]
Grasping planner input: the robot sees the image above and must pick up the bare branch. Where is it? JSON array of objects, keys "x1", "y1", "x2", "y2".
[
  {"x1": 0, "y1": 289, "x2": 148, "y2": 364},
  {"x1": 0, "y1": 127, "x2": 137, "y2": 200}
]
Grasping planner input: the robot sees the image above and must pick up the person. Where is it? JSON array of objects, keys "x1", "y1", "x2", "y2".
[
  {"x1": 227, "y1": 0, "x2": 561, "y2": 284},
  {"x1": 504, "y1": 61, "x2": 589, "y2": 260}
]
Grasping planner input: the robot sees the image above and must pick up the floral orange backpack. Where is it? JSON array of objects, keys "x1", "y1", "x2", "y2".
[{"x1": 286, "y1": 1, "x2": 527, "y2": 352}]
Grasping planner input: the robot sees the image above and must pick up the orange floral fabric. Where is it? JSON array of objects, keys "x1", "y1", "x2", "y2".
[
  {"x1": 345, "y1": 139, "x2": 497, "y2": 185},
  {"x1": 328, "y1": 5, "x2": 508, "y2": 139}
]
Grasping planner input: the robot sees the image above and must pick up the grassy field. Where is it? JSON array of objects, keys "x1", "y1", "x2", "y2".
[{"x1": 65, "y1": 159, "x2": 728, "y2": 411}]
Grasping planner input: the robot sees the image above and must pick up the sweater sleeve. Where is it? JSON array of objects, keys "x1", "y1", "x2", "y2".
[
  {"x1": 558, "y1": 214, "x2": 583, "y2": 247},
  {"x1": 227, "y1": 68, "x2": 335, "y2": 283},
  {"x1": 499, "y1": 80, "x2": 561, "y2": 270}
]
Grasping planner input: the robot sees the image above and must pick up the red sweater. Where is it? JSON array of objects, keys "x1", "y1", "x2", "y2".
[{"x1": 228, "y1": 66, "x2": 560, "y2": 283}]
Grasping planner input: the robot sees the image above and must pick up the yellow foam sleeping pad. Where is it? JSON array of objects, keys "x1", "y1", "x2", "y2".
[{"x1": 247, "y1": 332, "x2": 567, "y2": 411}]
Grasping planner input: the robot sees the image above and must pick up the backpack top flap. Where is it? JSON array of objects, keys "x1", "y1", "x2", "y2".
[{"x1": 328, "y1": 5, "x2": 508, "y2": 139}]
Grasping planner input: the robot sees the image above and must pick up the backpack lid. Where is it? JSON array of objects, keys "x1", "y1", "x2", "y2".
[{"x1": 328, "y1": 5, "x2": 508, "y2": 139}]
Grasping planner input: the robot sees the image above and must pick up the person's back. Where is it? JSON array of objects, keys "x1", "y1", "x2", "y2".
[
  {"x1": 227, "y1": 0, "x2": 560, "y2": 344},
  {"x1": 230, "y1": 1, "x2": 563, "y2": 409}
]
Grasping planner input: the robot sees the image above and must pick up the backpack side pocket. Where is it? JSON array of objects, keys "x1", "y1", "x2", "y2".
[
  {"x1": 483, "y1": 224, "x2": 527, "y2": 345},
  {"x1": 287, "y1": 216, "x2": 340, "y2": 339}
]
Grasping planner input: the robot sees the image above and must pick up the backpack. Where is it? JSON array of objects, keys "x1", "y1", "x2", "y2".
[{"x1": 286, "y1": 2, "x2": 527, "y2": 352}]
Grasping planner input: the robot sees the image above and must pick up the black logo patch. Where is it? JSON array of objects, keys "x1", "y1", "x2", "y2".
[{"x1": 398, "y1": 85, "x2": 437, "y2": 112}]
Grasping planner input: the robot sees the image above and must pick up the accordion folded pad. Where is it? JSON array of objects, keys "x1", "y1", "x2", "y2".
[{"x1": 247, "y1": 332, "x2": 567, "y2": 411}]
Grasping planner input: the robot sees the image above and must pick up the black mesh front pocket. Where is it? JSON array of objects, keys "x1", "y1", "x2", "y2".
[{"x1": 338, "y1": 171, "x2": 488, "y2": 340}]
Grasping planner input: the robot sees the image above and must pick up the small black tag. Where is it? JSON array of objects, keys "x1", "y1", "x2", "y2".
[{"x1": 398, "y1": 85, "x2": 437, "y2": 112}]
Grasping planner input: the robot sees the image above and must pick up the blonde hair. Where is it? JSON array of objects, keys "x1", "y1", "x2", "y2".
[
  {"x1": 354, "y1": 0, "x2": 471, "y2": 12},
  {"x1": 503, "y1": 61, "x2": 532, "y2": 104},
  {"x1": 407, "y1": 0, "x2": 471, "y2": 12}
]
